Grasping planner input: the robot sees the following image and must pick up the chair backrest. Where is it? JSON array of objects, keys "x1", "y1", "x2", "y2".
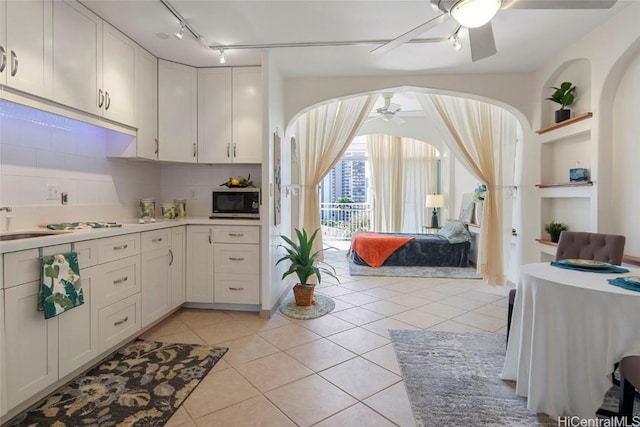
[
  {"x1": 620, "y1": 356, "x2": 640, "y2": 389},
  {"x1": 555, "y1": 231, "x2": 626, "y2": 265}
]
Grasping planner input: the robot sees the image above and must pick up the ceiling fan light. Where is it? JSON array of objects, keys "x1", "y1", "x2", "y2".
[
  {"x1": 450, "y1": 0, "x2": 501, "y2": 28},
  {"x1": 382, "y1": 112, "x2": 395, "y2": 121}
]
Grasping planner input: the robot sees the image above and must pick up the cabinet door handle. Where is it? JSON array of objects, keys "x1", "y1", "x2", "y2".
[
  {"x1": 233, "y1": 143, "x2": 237, "y2": 158},
  {"x1": 152, "y1": 237, "x2": 163, "y2": 243},
  {"x1": 113, "y1": 316, "x2": 129, "y2": 326},
  {"x1": 154, "y1": 138, "x2": 159, "y2": 154},
  {"x1": 0, "y1": 46, "x2": 6, "y2": 73},
  {"x1": 105, "y1": 91, "x2": 111, "y2": 110},
  {"x1": 113, "y1": 244, "x2": 128, "y2": 250},
  {"x1": 113, "y1": 276, "x2": 129, "y2": 284},
  {"x1": 193, "y1": 143, "x2": 197, "y2": 158},
  {"x1": 208, "y1": 228, "x2": 212, "y2": 244},
  {"x1": 10, "y1": 50, "x2": 18, "y2": 76},
  {"x1": 229, "y1": 257, "x2": 245, "y2": 261},
  {"x1": 229, "y1": 287, "x2": 245, "y2": 291},
  {"x1": 98, "y1": 89, "x2": 104, "y2": 108},
  {"x1": 169, "y1": 249, "x2": 174, "y2": 266},
  {"x1": 228, "y1": 233, "x2": 244, "y2": 237},
  {"x1": 226, "y1": 143, "x2": 230, "y2": 158}
]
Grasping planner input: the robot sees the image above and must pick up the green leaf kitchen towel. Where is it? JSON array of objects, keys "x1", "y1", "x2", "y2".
[
  {"x1": 46, "y1": 221, "x2": 122, "y2": 230},
  {"x1": 38, "y1": 252, "x2": 83, "y2": 319}
]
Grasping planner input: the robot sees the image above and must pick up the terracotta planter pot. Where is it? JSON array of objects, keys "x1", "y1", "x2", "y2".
[{"x1": 293, "y1": 284, "x2": 315, "y2": 306}]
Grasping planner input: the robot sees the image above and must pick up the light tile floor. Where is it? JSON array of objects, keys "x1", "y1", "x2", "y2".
[{"x1": 141, "y1": 249, "x2": 510, "y2": 426}]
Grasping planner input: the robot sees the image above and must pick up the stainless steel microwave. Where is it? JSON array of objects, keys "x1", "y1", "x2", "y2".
[{"x1": 211, "y1": 187, "x2": 260, "y2": 219}]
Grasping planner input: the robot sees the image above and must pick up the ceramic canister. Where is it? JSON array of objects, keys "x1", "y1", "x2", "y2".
[
  {"x1": 139, "y1": 198, "x2": 156, "y2": 219},
  {"x1": 161, "y1": 203, "x2": 176, "y2": 220},
  {"x1": 174, "y1": 199, "x2": 186, "y2": 218}
]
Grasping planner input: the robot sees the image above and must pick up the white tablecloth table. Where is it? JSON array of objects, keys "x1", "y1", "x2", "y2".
[{"x1": 502, "y1": 262, "x2": 640, "y2": 418}]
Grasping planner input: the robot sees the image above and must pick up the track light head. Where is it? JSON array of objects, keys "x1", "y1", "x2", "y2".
[
  {"x1": 218, "y1": 48, "x2": 226, "y2": 64},
  {"x1": 174, "y1": 23, "x2": 185, "y2": 40}
]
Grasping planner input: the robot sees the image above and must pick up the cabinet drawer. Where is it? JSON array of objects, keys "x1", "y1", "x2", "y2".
[
  {"x1": 214, "y1": 274, "x2": 259, "y2": 304},
  {"x1": 214, "y1": 244, "x2": 259, "y2": 273},
  {"x1": 94, "y1": 256, "x2": 140, "y2": 309},
  {"x1": 141, "y1": 229, "x2": 171, "y2": 252},
  {"x1": 3, "y1": 244, "x2": 71, "y2": 289},
  {"x1": 75, "y1": 239, "x2": 99, "y2": 268},
  {"x1": 98, "y1": 293, "x2": 141, "y2": 353},
  {"x1": 213, "y1": 226, "x2": 259, "y2": 244},
  {"x1": 98, "y1": 234, "x2": 140, "y2": 264}
]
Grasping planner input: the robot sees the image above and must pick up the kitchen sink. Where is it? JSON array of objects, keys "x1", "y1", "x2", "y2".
[{"x1": 0, "y1": 231, "x2": 69, "y2": 241}]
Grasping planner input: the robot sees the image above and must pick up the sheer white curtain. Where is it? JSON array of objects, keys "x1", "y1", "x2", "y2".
[
  {"x1": 367, "y1": 135, "x2": 438, "y2": 233},
  {"x1": 419, "y1": 94, "x2": 517, "y2": 285},
  {"x1": 295, "y1": 94, "x2": 377, "y2": 255}
]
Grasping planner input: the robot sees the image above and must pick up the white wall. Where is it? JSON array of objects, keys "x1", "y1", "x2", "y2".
[
  {"x1": 159, "y1": 164, "x2": 261, "y2": 217},
  {"x1": 0, "y1": 100, "x2": 160, "y2": 230},
  {"x1": 612, "y1": 52, "x2": 640, "y2": 256}
]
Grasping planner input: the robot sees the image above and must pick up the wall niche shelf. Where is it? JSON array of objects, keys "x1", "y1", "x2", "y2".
[
  {"x1": 536, "y1": 112, "x2": 593, "y2": 135},
  {"x1": 536, "y1": 181, "x2": 593, "y2": 188},
  {"x1": 536, "y1": 239, "x2": 558, "y2": 246}
]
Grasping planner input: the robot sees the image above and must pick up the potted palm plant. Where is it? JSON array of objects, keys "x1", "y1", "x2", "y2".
[
  {"x1": 546, "y1": 81, "x2": 576, "y2": 123},
  {"x1": 544, "y1": 221, "x2": 568, "y2": 243},
  {"x1": 276, "y1": 228, "x2": 338, "y2": 306}
]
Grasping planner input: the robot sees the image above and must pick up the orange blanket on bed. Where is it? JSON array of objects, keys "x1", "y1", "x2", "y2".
[{"x1": 350, "y1": 232, "x2": 415, "y2": 268}]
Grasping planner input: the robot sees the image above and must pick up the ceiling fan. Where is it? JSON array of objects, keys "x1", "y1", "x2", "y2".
[
  {"x1": 371, "y1": 0, "x2": 618, "y2": 62},
  {"x1": 367, "y1": 93, "x2": 406, "y2": 124}
]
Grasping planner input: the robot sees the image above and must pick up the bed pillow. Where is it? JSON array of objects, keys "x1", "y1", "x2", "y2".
[{"x1": 438, "y1": 220, "x2": 472, "y2": 244}]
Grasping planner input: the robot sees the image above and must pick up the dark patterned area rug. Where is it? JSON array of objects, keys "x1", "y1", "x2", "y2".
[
  {"x1": 8, "y1": 340, "x2": 228, "y2": 427},
  {"x1": 349, "y1": 259, "x2": 482, "y2": 279},
  {"x1": 389, "y1": 330, "x2": 639, "y2": 427}
]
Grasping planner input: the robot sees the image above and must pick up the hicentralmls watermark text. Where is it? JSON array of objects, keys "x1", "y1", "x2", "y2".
[{"x1": 557, "y1": 416, "x2": 640, "y2": 427}]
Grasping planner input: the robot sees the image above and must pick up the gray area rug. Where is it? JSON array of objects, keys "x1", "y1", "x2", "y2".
[
  {"x1": 389, "y1": 330, "x2": 639, "y2": 427},
  {"x1": 349, "y1": 259, "x2": 482, "y2": 279}
]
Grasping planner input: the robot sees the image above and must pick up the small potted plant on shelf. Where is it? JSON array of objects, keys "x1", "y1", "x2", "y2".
[
  {"x1": 276, "y1": 228, "x2": 338, "y2": 306},
  {"x1": 546, "y1": 81, "x2": 576, "y2": 123},
  {"x1": 544, "y1": 221, "x2": 568, "y2": 243}
]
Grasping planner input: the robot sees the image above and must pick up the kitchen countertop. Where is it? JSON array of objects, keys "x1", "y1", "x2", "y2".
[{"x1": 0, "y1": 217, "x2": 262, "y2": 253}]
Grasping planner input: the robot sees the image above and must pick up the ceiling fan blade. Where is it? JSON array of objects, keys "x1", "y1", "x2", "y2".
[
  {"x1": 469, "y1": 22, "x2": 497, "y2": 62},
  {"x1": 504, "y1": 0, "x2": 616, "y2": 9},
  {"x1": 388, "y1": 103, "x2": 402, "y2": 113},
  {"x1": 365, "y1": 116, "x2": 380, "y2": 123},
  {"x1": 392, "y1": 115, "x2": 406, "y2": 125},
  {"x1": 370, "y1": 13, "x2": 449, "y2": 55}
]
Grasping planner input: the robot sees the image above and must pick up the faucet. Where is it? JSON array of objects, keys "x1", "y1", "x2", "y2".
[{"x1": 0, "y1": 206, "x2": 12, "y2": 212}]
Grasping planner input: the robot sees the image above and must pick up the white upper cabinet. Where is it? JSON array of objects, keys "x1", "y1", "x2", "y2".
[
  {"x1": 135, "y1": 47, "x2": 158, "y2": 160},
  {"x1": 52, "y1": 0, "x2": 135, "y2": 126},
  {"x1": 52, "y1": 0, "x2": 102, "y2": 116},
  {"x1": 198, "y1": 67, "x2": 233, "y2": 164},
  {"x1": 233, "y1": 67, "x2": 263, "y2": 164},
  {"x1": 197, "y1": 66, "x2": 262, "y2": 164},
  {"x1": 0, "y1": 0, "x2": 53, "y2": 98},
  {"x1": 158, "y1": 60, "x2": 198, "y2": 163},
  {"x1": 102, "y1": 22, "x2": 136, "y2": 127}
]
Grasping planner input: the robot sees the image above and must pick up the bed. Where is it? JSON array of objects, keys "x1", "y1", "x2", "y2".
[{"x1": 348, "y1": 221, "x2": 472, "y2": 268}]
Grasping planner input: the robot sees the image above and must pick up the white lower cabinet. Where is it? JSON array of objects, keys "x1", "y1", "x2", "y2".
[
  {"x1": 186, "y1": 226, "x2": 215, "y2": 303},
  {"x1": 186, "y1": 225, "x2": 260, "y2": 305},
  {"x1": 58, "y1": 265, "x2": 99, "y2": 378},
  {"x1": 171, "y1": 226, "x2": 186, "y2": 308},
  {"x1": 4, "y1": 281, "x2": 59, "y2": 409},
  {"x1": 97, "y1": 293, "x2": 141, "y2": 353},
  {"x1": 141, "y1": 229, "x2": 171, "y2": 327},
  {"x1": 0, "y1": 287, "x2": 6, "y2": 419}
]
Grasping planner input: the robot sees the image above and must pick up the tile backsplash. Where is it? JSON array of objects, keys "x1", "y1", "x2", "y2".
[{"x1": 0, "y1": 101, "x2": 261, "y2": 230}]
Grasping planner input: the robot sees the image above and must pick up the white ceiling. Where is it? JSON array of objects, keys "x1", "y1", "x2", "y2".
[{"x1": 82, "y1": 0, "x2": 631, "y2": 78}]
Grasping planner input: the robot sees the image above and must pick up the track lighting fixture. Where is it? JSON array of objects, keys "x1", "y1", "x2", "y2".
[
  {"x1": 218, "y1": 48, "x2": 226, "y2": 64},
  {"x1": 174, "y1": 22, "x2": 185, "y2": 40}
]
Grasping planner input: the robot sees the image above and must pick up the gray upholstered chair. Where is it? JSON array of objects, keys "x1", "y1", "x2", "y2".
[
  {"x1": 507, "y1": 231, "x2": 626, "y2": 342},
  {"x1": 598, "y1": 356, "x2": 640, "y2": 420}
]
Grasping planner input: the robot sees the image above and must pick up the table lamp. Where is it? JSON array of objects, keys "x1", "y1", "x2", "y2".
[{"x1": 425, "y1": 194, "x2": 445, "y2": 228}]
